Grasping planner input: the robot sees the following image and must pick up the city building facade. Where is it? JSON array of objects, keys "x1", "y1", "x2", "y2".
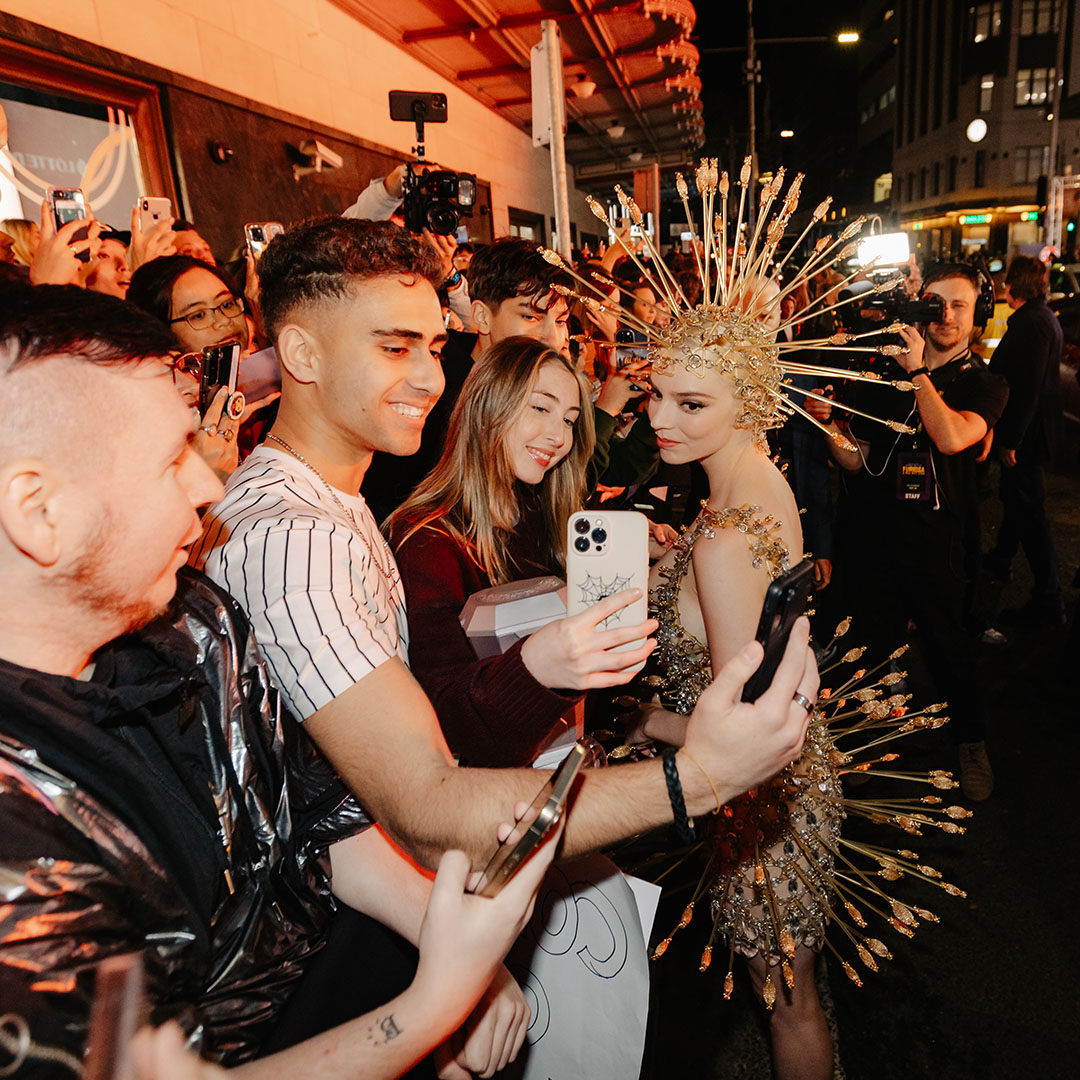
[{"x1": 888, "y1": 0, "x2": 1080, "y2": 261}]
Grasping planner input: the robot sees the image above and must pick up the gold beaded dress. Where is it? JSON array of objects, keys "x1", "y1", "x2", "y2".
[{"x1": 645, "y1": 503, "x2": 969, "y2": 1004}]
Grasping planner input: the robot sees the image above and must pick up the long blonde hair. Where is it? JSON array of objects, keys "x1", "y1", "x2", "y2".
[
  {"x1": 389, "y1": 337, "x2": 596, "y2": 586},
  {"x1": 0, "y1": 219, "x2": 37, "y2": 266}
]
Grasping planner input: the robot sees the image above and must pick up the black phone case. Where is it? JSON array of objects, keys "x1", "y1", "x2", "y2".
[
  {"x1": 199, "y1": 344, "x2": 239, "y2": 415},
  {"x1": 741, "y1": 558, "x2": 815, "y2": 703}
]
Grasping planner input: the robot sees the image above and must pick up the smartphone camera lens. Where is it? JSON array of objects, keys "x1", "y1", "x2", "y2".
[
  {"x1": 574, "y1": 536, "x2": 590, "y2": 553},
  {"x1": 574, "y1": 518, "x2": 590, "y2": 535},
  {"x1": 591, "y1": 528, "x2": 607, "y2": 544}
]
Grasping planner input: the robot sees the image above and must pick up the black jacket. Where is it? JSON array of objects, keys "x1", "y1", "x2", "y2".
[
  {"x1": 989, "y1": 298, "x2": 1063, "y2": 465},
  {"x1": 0, "y1": 570, "x2": 367, "y2": 1072}
]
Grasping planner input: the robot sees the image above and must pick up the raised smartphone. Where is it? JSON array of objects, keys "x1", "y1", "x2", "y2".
[
  {"x1": 136, "y1": 196, "x2": 172, "y2": 236},
  {"x1": 470, "y1": 741, "x2": 586, "y2": 898},
  {"x1": 48, "y1": 186, "x2": 86, "y2": 230},
  {"x1": 565, "y1": 510, "x2": 649, "y2": 660},
  {"x1": 48, "y1": 186, "x2": 90, "y2": 260},
  {"x1": 244, "y1": 221, "x2": 284, "y2": 261},
  {"x1": 615, "y1": 326, "x2": 649, "y2": 372},
  {"x1": 741, "y1": 558, "x2": 816, "y2": 703},
  {"x1": 198, "y1": 341, "x2": 241, "y2": 415},
  {"x1": 389, "y1": 90, "x2": 449, "y2": 124}
]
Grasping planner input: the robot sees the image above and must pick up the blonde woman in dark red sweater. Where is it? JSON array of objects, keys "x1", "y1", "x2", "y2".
[{"x1": 389, "y1": 337, "x2": 657, "y2": 766}]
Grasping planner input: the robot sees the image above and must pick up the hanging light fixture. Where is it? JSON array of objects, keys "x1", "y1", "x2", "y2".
[
  {"x1": 570, "y1": 76, "x2": 597, "y2": 99},
  {"x1": 607, "y1": 124, "x2": 626, "y2": 139}
]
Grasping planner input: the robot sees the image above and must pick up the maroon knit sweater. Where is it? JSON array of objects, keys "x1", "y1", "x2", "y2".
[{"x1": 395, "y1": 521, "x2": 581, "y2": 768}]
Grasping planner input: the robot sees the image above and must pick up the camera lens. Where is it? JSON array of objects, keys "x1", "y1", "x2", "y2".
[
  {"x1": 591, "y1": 528, "x2": 607, "y2": 544},
  {"x1": 574, "y1": 518, "x2": 590, "y2": 534},
  {"x1": 426, "y1": 204, "x2": 458, "y2": 236},
  {"x1": 574, "y1": 536, "x2": 590, "y2": 552}
]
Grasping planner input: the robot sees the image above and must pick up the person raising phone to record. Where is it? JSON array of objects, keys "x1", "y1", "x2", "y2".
[{"x1": 389, "y1": 336, "x2": 656, "y2": 768}]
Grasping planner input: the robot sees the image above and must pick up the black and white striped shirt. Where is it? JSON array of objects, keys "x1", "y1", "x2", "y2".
[{"x1": 190, "y1": 445, "x2": 408, "y2": 721}]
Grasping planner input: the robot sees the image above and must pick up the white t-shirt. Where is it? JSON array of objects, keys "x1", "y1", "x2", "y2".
[{"x1": 190, "y1": 445, "x2": 408, "y2": 721}]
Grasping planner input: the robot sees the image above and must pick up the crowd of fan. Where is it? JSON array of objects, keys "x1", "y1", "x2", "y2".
[{"x1": 0, "y1": 160, "x2": 1071, "y2": 1078}]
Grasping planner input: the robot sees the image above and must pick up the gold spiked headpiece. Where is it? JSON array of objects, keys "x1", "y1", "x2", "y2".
[{"x1": 541, "y1": 156, "x2": 918, "y2": 450}]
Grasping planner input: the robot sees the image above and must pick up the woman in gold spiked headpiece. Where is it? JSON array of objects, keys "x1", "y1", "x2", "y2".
[{"x1": 543, "y1": 159, "x2": 971, "y2": 1080}]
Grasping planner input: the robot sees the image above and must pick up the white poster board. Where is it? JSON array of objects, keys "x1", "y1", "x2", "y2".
[{"x1": 502, "y1": 854, "x2": 659, "y2": 1079}]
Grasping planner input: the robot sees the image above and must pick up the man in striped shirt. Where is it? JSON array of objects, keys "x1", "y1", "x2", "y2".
[{"x1": 192, "y1": 217, "x2": 819, "y2": 872}]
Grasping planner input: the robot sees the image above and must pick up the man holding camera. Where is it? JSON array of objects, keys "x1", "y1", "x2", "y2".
[
  {"x1": 826, "y1": 265, "x2": 1008, "y2": 800},
  {"x1": 344, "y1": 161, "x2": 474, "y2": 333}
]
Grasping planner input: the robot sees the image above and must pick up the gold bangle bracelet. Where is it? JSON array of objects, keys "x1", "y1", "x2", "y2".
[{"x1": 678, "y1": 749, "x2": 722, "y2": 815}]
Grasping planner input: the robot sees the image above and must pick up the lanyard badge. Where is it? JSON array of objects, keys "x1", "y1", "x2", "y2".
[{"x1": 895, "y1": 449, "x2": 934, "y2": 502}]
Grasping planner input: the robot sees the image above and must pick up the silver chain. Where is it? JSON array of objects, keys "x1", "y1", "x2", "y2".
[{"x1": 265, "y1": 434, "x2": 396, "y2": 582}]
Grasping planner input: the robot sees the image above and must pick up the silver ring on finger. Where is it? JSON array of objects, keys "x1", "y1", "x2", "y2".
[
  {"x1": 792, "y1": 691, "x2": 814, "y2": 713},
  {"x1": 200, "y1": 424, "x2": 218, "y2": 437}
]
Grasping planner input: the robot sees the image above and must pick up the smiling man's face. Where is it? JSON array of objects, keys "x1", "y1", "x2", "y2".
[{"x1": 296, "y1": 274, "x2": 449, "y2": 459}]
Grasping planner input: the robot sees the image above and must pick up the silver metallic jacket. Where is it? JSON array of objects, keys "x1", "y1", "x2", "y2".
[{"x1": 0, "y1": 570, "x2": 371, "y2": 1073}]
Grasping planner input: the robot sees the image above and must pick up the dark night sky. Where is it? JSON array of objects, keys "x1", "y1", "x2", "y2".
[{"x1": 690, "y1": 0, "x2": 864, "y2": 207}]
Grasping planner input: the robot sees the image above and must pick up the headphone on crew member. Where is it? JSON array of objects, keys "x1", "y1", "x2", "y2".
[{"x1": 922, "y1": 260, "x2": 996, "y2": 327}]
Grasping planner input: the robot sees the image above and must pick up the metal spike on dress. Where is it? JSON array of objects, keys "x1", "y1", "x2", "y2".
[{"x1": 636, "y1": 505, "x2": 969, "y2": 1009}]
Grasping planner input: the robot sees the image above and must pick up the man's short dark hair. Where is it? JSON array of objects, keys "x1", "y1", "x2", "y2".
[
  {"x1": 1005, "y1": 255, "x2": 1048, "y2": 302},
  {"x1": 128, "y1": 255, "x2": 236, "y2": 326},
  {"x1": 923, "y1": 262, "x2": 980, "y2": 294},
  {"x1": 466, "y1": 237, "x2": 567, "y2": 310},
  {"x1": 257, "y1": 217, "x2": 444, "y2": 342},
  {"x1": 172, "y1": 219, "x2": 197, "y2": 233},
  {"x1": 0, "y1": 283, "x2": 179, "y2": 372}
]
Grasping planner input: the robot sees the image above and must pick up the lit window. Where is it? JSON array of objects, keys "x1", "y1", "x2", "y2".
[
  {"x1": 1019, "y1": 0, "x2": 1060, "y2": 35},
  {"x1": 970, "y1": 1, "x2": 1003, "y2": 42},
  {"x1": 1015, "y1": 67, "x2": 1055, "y2": 106},
  {"x1": 979, "y1": 75, "x2": 994, "y2": 112}
]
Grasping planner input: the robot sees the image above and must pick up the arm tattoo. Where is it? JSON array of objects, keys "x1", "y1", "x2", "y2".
[{"x1": 366, "y1": 1014, "x2": 403, "y2": 1046}]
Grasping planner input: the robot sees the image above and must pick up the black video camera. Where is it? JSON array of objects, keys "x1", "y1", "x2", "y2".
[
  {"x1": 389, "y1": 90, "x2": 476, "y2": 237},
  {"x1": 402, "y1": 165, "x2": 475, "y2": 236},
  {"x1": 864, "y1": 289, "x2": 945, "y2": 325}
]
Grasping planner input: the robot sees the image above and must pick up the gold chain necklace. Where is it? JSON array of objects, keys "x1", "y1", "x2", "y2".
[{"x1": 265, "y1": 434, "x2": 396, "y2": 583}]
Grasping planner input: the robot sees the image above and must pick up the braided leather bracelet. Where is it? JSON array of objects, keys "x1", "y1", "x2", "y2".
[{"x1": 662, "y1": 746, "x2": 696, "y2": 843}]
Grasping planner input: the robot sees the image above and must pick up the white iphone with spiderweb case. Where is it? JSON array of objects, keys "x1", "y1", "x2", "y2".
[{"x1": 565, "y1": 510, "x2": 650, "y2": 666}]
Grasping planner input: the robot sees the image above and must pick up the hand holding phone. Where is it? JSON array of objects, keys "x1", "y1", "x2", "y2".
[
  {"x1": 136, "y1": 196, "x2": 172, "y2": 236},
  {"x1": 130, "y1": 199, "x2": 176, "y2": 269},
  {"x1": 31, "y1": 197, "x2": 101, "y2": 285},
  {"x1": 740, "y1": 558, "x2": 816, "y2": 703},
  {"x1": 198, "y1": 342, "x2": 241, "y2": 415},
  {"x1": 47, "y1": 186, "x2": 92, "y2": 263},
  {"x1": 244, "y1": 222, "x2": 283, "y2": 261},
  {"x1": 469, "y1": 742, "x2": 586, "y2": 897}
]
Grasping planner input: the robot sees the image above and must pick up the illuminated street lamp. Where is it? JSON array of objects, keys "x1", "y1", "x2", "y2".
[
  {"x1": 780, "y1": 129, "x2": 795, "y2": 138},
  {"x1": 702, "y1": 4, "x2": 863, "y2": 222}
]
